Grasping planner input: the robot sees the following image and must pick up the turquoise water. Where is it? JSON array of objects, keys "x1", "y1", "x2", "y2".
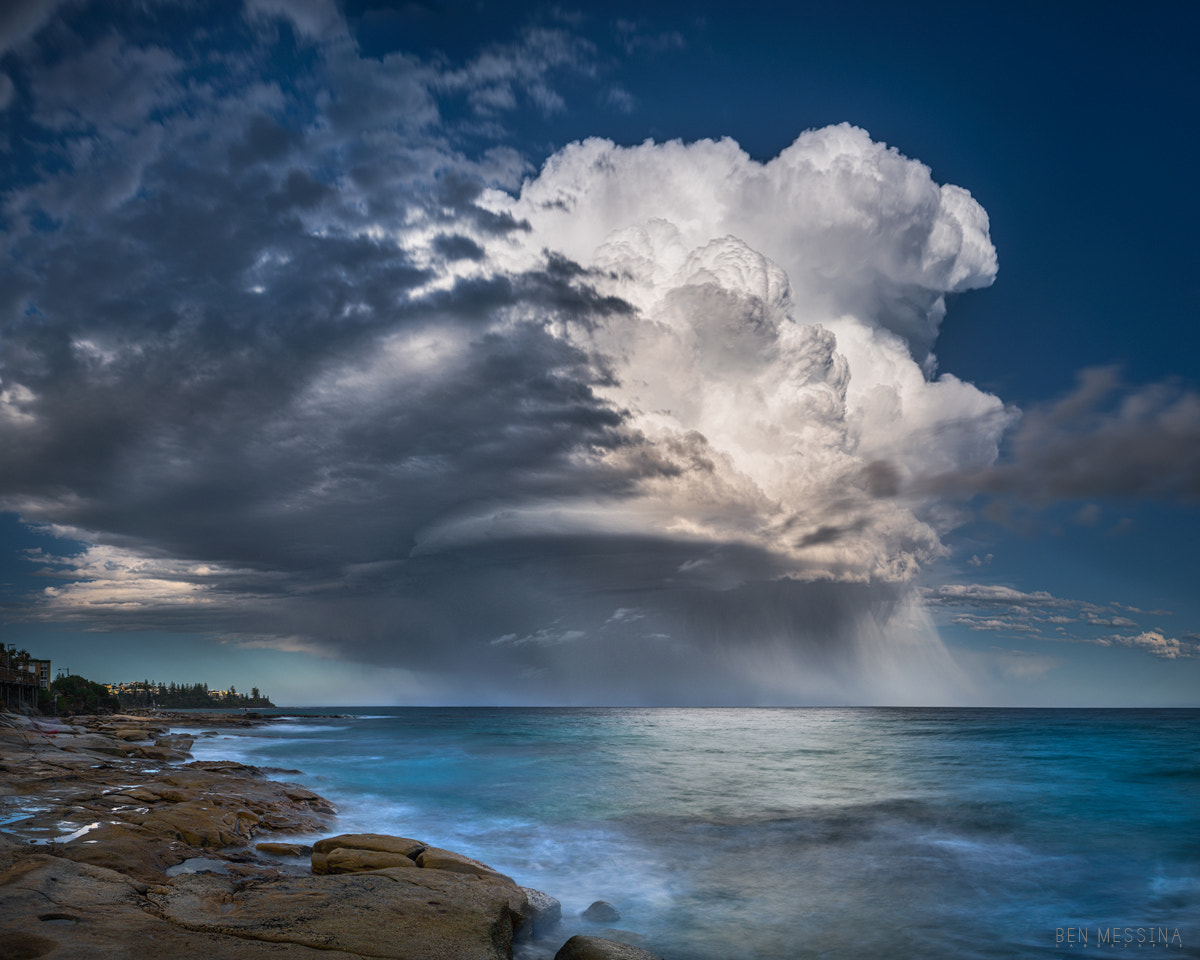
[{"x1": 187, "y1": 708, "x2": 1200, "y2": 959}]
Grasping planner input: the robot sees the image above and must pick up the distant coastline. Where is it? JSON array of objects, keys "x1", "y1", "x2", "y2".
[{"x1": 106, "y1": 679, "x2": 274, "y2": 711}]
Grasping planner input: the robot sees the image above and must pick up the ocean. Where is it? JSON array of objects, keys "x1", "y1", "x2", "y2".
[{"x1": 185, "y1": 708, "x2": 1200, "y2": 959}]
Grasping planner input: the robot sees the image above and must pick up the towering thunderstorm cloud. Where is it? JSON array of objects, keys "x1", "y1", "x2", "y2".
[{"x1": 0, "y1": 4, "x2": 1019, "y2": 702}]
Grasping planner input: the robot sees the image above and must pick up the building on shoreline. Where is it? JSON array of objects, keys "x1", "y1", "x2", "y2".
[{"x1": 0, "y1": 646, "x2": 49, "y2": 710}]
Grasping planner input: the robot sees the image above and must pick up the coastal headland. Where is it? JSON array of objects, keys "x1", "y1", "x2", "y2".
[{"x1": 0, "y1": 711, "x2": 662, "y2": 960}]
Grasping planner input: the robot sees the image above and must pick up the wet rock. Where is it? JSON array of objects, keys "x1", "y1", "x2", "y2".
[
  {"x1": 256, "y1": 841, "x2": 312, "y2": 857},
  {"x1": 50, "y1": 821, "x2": 187, "y2": 880},
  {"x1": 313, "y1": 832, "x2": 426, "y2": 858},
  {"x1": 314, "y1": 846, "x2": 419, "y2": 874},
  {"x1": 519, "y1": 886, "x2": 562, "y2": 937},
  {"x1": 48, "y1": 732, "x2": 133, "y2": 757},
  {"x1": 0, "y1": 711, "x2": 571, "y2": 959},
  {"x1": 554, "y1": 935, "x2": 665, "y2": 960},
  {"x1": 135, "y1": 797, "x2": 262, "y2": 848},
  {"x1": 581, "y1": 900, "x2": 622, "y2": 922},
  {"x1": 166, "y1": 857, "x2": 236, "y2": 876},
  {"x1": 109, "y1": 726, "x2": 154, "y2": 741},
  {"x1": 0, "y1": 725, "x2": 335, "y2": 880},
  {"x1": 0, "y1": 852, "x2": 365, "y2": 959},
  {"x1": 133, "y1": 742, "x2": 192, "y2": 762},
  {"x1": 416, "y1": 845, "x2": 511, "y2": 880},
  {"x1": 154, "y1": 867, "x2": 529, "y2": 959}
]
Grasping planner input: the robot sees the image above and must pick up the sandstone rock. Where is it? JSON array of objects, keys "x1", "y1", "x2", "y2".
[
  {"x1": 153, "y1": 867, "x2": 530, "y2": 959},
  {"x1": 581, "y1": 900, "x2": 621, "y2": 923},
  {"x1": 554, "y1": 935, "x2": 665, "y2": 960},
  {"x1": 0, "y1": 851, "x2": 364, "y2": 959},
  {"x1": 135, "y1": 798, "x2": 262, "y2": 848},
  {"x1": 278, "y1": 783, "x2": 332, "y2": 810},
  {"x1": 316, "y1": 846, "x2": 419, "y2": 874},
  {"x1": 0, "y1": 712, "x2": 581, "y2": 959},
  {"x1": 313, "y1": 832, "x2": 426, "y2": 857},
  {"x1": 48, "y1": 733, "x2": 132, "y2": 757},
  {"x1": 134, "y1": 742, "x2": 192, "y2": 761},
  {"x1": 49, "y1": 821, "x2": 187, "y2": 880},
  {"x1": 416, "y1": 845, "x2": 510, "y2": 880},
  {"x1": 160, "y1": 733, "x2": 196, "y2": 749},
  {"x1": 519, "y1": 886, "x2": 563, "y2": 937},
  {"x1": 256, "y1": 841, "x2": 312, "y2": 857},
  {"x1": 109, "y1": 726, "x2": 153, "y2": 741}
]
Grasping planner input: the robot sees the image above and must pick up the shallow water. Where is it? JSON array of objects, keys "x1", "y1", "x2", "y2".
[{"x1": 186, "y1": 708, "x2": 1200, "y2": 959}]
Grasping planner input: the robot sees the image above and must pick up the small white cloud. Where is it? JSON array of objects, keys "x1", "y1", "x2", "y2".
[
  {"x1": 604, "y1": 85, "x2": 635, "y2": 113},
  {"x1": 1113, "y1": 631, "x2": 1189, "y2": 659},
  {"x1": 605, "y1": 607, "x2": 645, "y2": 624},
  {"x1": 243, "y1": 0, "x2": 345, "y2": 41},
  {"x1": 491, "y1": 627, "x2": 586, "y2": 647}
]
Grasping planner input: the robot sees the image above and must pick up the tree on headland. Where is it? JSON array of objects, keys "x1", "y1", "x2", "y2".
[
  {"x1": 51, "y1": 674, "x2": 119, "y2": 715},
  {"x1": 111, "y1": 681, "x2": 274, "y2": 710}
]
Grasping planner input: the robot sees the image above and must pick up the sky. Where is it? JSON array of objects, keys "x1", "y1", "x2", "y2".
[{"x1": 1, "y1": 0, "x2": 1198, "y2": 707}]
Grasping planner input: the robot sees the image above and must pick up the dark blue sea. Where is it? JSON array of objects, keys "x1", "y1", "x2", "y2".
[{"x1": 186, "y1": 708, "x2": 1200, "y2": 959}]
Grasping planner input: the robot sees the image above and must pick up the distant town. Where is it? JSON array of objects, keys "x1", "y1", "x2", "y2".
[
  {"x1": 104, "y1": 680, "x2": 275, "y2": 710},
  {"x1": 1, "y1": 645, "x2": 274, "y2": 713}
]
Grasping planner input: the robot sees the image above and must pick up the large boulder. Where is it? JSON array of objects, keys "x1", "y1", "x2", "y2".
[
  {"x1": 554, "y1": 935, "x2": 666, "y2": 960},
  {"x1": 314, "y1": 847, "x2": 418, "y2": 874},
  {"x1": 313, "y1": 832, "x2": 426, "y2": 858},
  {"x1": 133, "y1": 741, "x2": 193, "y2": 762},
  {"x1": 154, "y1": 867, "x2": 530, "y2": 959},
  {"x1": 311, "y1": 833, "x2": 428, "y2": 874},
  {"x1": 134, "y1": 798, "x2": 262, "y2": 848},
  {"x1": 519, "y1": 886, "x2": 562, "y2": 938},
  {"x1": 0, "y1": 852, "x2": 365, "y2": 959},
  {"x1": 581, "y1": 900, "x2": 621, "y2": 922},
  {"x1": 256, "y1": 841, "x2": 312, "y2": 857},
  {"x1": 46, "y1": 732, "x2": 132, "y2": 757},
  {"x1": 416, "y1": 845, "x2": 511, "y2": 881},
  {"x1": 108, "y1": 726, "x2": 154, "y2": 741},
  {"x1": 50, "y1": 821, "x2": 186, "y2": 881}
]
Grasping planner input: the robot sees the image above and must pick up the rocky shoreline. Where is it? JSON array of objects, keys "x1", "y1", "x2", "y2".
[{"x1": 0, "y1": 711, "x2": 664, "y2": 960}]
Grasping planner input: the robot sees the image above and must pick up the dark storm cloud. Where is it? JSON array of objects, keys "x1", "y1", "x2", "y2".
[
  {"x1": 432, "y1": 233, "x2": 486, "y2": 262},
  {"x1": 1, "y1": 249, "x2": 636, "y2": 565},
  {"x1": 0, "y1": 0, "x2": 71, "y2": 58},
  {"x1": 0, "y1": 4, "x2": 631, "y2": 552},
  {"x1": 924, "y1": 367, "x2": 1200, "y2": 504},
  {"x1": 0, "y1": 1, "x2": 1009, "y2": 704}
]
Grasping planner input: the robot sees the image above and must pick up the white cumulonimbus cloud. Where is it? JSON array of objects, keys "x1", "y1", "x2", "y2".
[
  {"x1": 0, "y1": 0, "x2": 1017, "y2": 703},
  {"x1": 424, "y1": 126, "x2": 1012, "y2": 583},
  {"x1": 385, "y1": 126, "x2": 1014, "y2": 701}
]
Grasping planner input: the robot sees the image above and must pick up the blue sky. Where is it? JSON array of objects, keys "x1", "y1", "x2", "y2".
[{"x1": 1, "y1": 0, "x2": 1197, "y2": 706}]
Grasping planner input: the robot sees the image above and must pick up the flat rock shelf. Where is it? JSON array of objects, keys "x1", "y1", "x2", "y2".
[{"x1": 0, "y1": 711, "x2": 661, "y2": 960}]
